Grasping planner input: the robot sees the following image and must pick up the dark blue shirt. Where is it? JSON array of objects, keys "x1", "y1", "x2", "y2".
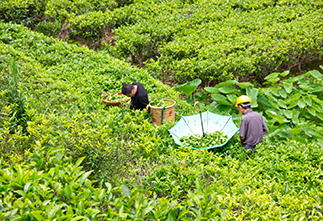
[{"x1": 130, "y1": 82, "x2": 149, "y2": 111}]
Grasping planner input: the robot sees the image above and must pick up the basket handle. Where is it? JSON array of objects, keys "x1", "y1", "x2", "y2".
[{"x1": 160, "y1": 106, "x2": 166, "y2": 125}]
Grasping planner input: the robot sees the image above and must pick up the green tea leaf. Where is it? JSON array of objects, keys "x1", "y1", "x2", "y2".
[
  {"x1": 31, "y1": 211, "x2": 44, "y2": 221},
  {"x1": 122, "y1": 185, "x2": 130, "y2": 198}
]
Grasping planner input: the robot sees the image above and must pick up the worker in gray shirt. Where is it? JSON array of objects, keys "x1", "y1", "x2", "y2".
[{"x1": 235, "y1": 95, "x2": 268, "y2": 151}]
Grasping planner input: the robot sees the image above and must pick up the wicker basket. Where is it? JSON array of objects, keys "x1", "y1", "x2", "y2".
[
  {"x1": 102, "y1": 92, "x2": 130, "y2": 106},
  {"x1": 149, "y1": 99, "x2": 176, "y2": 126}
]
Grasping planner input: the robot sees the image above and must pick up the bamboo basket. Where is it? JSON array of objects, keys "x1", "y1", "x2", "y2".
[
  {"x1": 149, "y1": 99, "x2": 176, "y2": 126},
  {"x1": 102, "y1": 92, "x2": 130, "y2": 106}
]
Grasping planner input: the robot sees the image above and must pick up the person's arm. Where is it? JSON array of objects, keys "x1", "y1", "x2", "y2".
[
  {"x1": 240, "y1": 136, "x2": 246, "y2": 144},
  {"x1": 262, "y1": 118, "x2": 269, "y2": 135},
  {"x1": 239, "y1": 118, "x2": 246, "y2": 144}
]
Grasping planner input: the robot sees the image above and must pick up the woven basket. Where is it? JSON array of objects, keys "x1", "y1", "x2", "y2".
[
  {"x1": 149, "y1": 99, "x2": 176, "y2": 126},
  {"x1": 102, "y1": 92, "x2": 130, "y2": 106}
]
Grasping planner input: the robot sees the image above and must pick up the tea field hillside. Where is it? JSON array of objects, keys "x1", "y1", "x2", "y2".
[
  {"x1": 1, "y1": 21, "x2": 323, "y2": 220},
  {"x1": 1, "y1": 0, "x2": 323, "y2": 84}
]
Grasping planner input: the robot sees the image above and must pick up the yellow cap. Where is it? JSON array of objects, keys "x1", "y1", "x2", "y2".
[{"x1": 235, "y1": 95, "x2": 251, "y2": 107}]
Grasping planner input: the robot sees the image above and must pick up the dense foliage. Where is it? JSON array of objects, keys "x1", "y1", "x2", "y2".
[
  {"x1": 1, "y1": 0, "x2": 323, "y2": 83},
  {"x1": 0, "y1": 12, "x2": 323, "y2": 221}
]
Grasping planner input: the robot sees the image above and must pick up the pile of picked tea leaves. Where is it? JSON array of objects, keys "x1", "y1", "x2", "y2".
[
  {"x1": 151, "y1": 99, "x2": 173, "y2": 107},
  {"x1": 106, "y1": 93, "x2": 129, "y2": 102},
  {"x1": 180, "y1": 131, "x2": 228, "y2": 148}
]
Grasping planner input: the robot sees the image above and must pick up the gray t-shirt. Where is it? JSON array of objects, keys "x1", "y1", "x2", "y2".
[{"x1": 239, "y1": 109, "x2": 268, "y2": 146}]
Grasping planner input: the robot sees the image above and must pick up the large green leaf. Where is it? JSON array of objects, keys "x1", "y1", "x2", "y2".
[
  {"x1": 226, "y1": 94, "x2": 238, "y2": 103},
  {"x1": 246, "y1": 87, "x2": 258, "y2": 108},
  {"x1": 316, "y1": 112, "x2": 323, "y2": 121},
  {"x1": 307, "y1": 70, "x2": 323, "y2": 81},
  {"x1": 174, "y1": 79, "x2": 201, "y2": 96},
  {"x1": 218, "y1": 87, "x2": 238, "y2": 94},
  {"x1": 217, "y1": 105, "x2": 232, "y2": 115},
  {"x1": 278, "y1": 89, "x2": 288, "y2": 98},
  {"x1": 312, "y1": 103, "x2": 323, "y2": 113},
  {"x1": 236, "y1": 82, "x2": 253, "y2": 89},
  {"x1": 210, "y1": 94, "x2": 232, "y2": 106},
  {"x1": 309, "y1": 95, "x2": 323, "y2": 104},
  {"x1": 285, "y1": 75, "x2": 304, "y2": 83},
  {"x1": 214, "y1": 80, "x2": 238, "y2": 88},
  {"x1": 291, "y1": 109, "x2": 300, "y2": 124},
  {"x1": 204, "y1": 87, "x2": 219, "y2": 93},
  {"x1": 286, "y1": 93, "x2": 301, "y2": 105},
  {"x1": 277, "y1": 99, "x2": 287, "y2": 109},
  {"x1": 311, "y1": 85, "x2": 323, "y2": 93},
  {"x1": 298, "y1": 100, "x2": 306, "y2": 108},
  {"x1": 283, "y1": 82, "x2": 293, "y2": 94},
  {"x1": 257, "y1": 95, "x2": 271, "y2": 107},
  {"x1": 308, "y1": 107, "x2": 316, "y2": 117},
  {"x1": 299, "y1": 83, "x2": 314, "y2": 91},
  {"x1": 279, "y1": 70, "x2": 290, "y2": 77},
  {"x1": 289, "y1": 127, "x2": 302, "y2": 135},
  {"x1": 263, "y1": 77, "x2": 280, "y2": 85},
  {"x1": 264, "y1": 72, "x2": 279, "y2": 80},
  {"x1": 270, "y1": 88, "x2": 281, "y2": 97},
  {"x1": 302, "y1": 125, "x2": 322, "y2": 138},
  {"x1": 283, "y1": 110, "x2": 293, "y2": 119},
  {"x1": 304, "y1": 96, "x2": 313, "y2": 107}
]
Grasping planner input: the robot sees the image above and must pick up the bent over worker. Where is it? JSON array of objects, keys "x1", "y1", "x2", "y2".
[
  {"x1": 122, "y1": 82, "x2": 149, "y2": 111},
  {"x1": 236, "y1": 95, "x2": 268, "y2": 151}
]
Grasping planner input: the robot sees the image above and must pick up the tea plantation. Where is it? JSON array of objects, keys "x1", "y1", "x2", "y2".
[{"x1": 1, "y1": 1, "x2": 323, "y2": 220}]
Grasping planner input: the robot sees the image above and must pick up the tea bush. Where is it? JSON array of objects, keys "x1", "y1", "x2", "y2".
[{"x1": 108, "y1": 0, "x2": 323, "y2": 82}]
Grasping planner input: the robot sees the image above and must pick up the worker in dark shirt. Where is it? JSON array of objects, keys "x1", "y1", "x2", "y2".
[
  {"x1": 122, "y1": 82, "x2": 149, "y2": 111},
  {"x1": 236, "y1": 95, "x2": 268, "y2": 151}
]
